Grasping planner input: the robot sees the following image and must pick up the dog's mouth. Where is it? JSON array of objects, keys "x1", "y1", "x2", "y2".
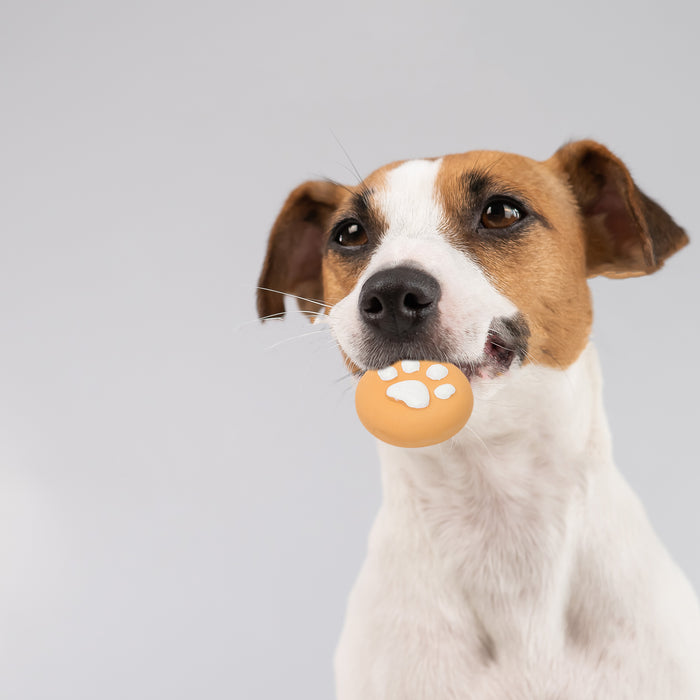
[
  {"x1": 356, "y1": 314, "x2": 530, "y2": 381},
  {"x1": 454, "y1": 327, "x2": 523, "y2": 381}
]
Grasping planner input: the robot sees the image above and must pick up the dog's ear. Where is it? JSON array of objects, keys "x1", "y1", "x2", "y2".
[
  {"x1": 552, "y1": 140, "x2": 688, "y2": 278},
  {"x1": 257, "y1": 180, "x2": 346, "y2": 318}
]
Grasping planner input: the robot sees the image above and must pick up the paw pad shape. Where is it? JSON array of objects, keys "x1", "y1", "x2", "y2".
[
  {"x1": 377, "y1": 361, "x2": 457, "y2": 408},
  {"x1": 355, "y1": 360, "x2": 474, "y2": 448}
]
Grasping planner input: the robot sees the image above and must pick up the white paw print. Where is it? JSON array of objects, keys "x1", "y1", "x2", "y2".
[{"x1": 378, "y1": 361, "x2": 456, "y2": 409}]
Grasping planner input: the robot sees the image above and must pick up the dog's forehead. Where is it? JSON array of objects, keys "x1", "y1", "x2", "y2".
[
  {"x1": 358, "y1": 151, "x2": 563, "y2": 228},
  {"x1": 364, "y1": 151, "x2": 547, "y2": 186},
  {"x1": 438, "y1": 151, "x2": 558, "y2": 193}
]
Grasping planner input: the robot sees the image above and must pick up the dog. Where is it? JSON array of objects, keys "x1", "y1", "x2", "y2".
[{"x1": 257, "y1": 140, "x2": 700, "y2": 698}]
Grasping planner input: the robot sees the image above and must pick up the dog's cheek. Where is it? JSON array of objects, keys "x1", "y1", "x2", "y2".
[
  {"x1": 322, "y1": 252, "x2": 369, "y2": 307},
  {"x1": 434, "y1": 246, "x2": 520, "y2": 358},
  {"x1": 469, "y1": 229, "x2": 592, "y2": 369},
  {"x1": 323, "y1": 257, "x2": 364, "y2": 366},
  {"x1": 328, "y1": 293, "x2": 365, "y2": 369},
  {"x1": 437, "y1": 288, "x2": 509, "y2": 359}
]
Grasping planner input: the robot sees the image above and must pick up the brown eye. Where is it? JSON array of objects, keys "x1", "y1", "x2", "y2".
[
  {"x1": 333, "y1": 220, "x2": 368, "y2": 247},
  {"x1": 481, "y1": 200, "x2": 523, "y2": 229}
]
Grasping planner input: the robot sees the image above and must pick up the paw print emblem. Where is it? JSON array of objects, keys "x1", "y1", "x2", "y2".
[
  {"x1": 377, "y1": 360, "x2": 456, "y2": 408},
  {"x1": 355, "y1": 360, "x2": 474, "y2": 448}
]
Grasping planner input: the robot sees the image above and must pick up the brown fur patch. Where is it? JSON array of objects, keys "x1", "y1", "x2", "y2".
[
  {"x1": 437, "y1": 152, "x2": 593, "y2": 370},
  {"x1": 550, "y1": 140, "x2": 689, "y2": 278},
  {"x1": 257, "y1": 180, "x2": 349, "y2": 318},
  {"x1": 321, "y1": 165, "x2": 396, "y2": 307}
]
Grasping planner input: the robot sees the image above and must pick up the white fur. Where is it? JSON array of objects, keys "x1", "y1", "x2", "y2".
[{"x1": 327, "y1": 160, "x2": 700, "y2": 699}]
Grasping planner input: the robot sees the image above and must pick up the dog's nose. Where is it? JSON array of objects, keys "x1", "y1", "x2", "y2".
[{"x1": 359, "y1": 266, "x2": 441, "y2": 337}]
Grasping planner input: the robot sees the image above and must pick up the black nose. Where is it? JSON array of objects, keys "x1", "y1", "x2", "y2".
[{"x1": 359, "y1": 266, "x2": 441, "y2": 337}]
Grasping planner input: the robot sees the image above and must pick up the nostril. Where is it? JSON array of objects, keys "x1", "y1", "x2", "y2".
[
  {"x1": 403, "y1": 293, "x2": 433, "y2": 311},
  {"x1": 364, "y1": 296, "x2": 383, "y2": 316},
  {"x1": 358, "y1": 266, "x2": 441, "y2": 335}
]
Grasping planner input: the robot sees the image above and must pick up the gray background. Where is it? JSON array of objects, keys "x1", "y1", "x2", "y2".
[{"x1": 1, "y1": 1, "x2": 698, "y2": 698}]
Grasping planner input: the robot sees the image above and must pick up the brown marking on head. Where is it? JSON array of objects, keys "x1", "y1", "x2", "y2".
[
  {"x1": 437, "y1": 151, "x2": 593, "y2": 369},
  {"x1": 257, "y1": 164, "x2": 403, "y2": 319},
  {"x1": 257, "y1": 180, "x2": 349, "y2": 318},
  {"x1": 321, "y1": 166, "x2": 396, "y2": 308},
  {"x1": 550, "y1": 140, "x2": 689, "y2": 278},
  {"x1": 435, "y1": 143, "x2": 688, "y2": 370}
]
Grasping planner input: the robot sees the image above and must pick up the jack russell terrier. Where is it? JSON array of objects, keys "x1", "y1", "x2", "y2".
[{"x1": 257, "y1": 140, "x2": 700, "y2": 699}]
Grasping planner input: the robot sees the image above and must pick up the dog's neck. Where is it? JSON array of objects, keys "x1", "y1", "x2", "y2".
[{"x1": 373, "y1": 343, "x2": 614, "y2": 651}]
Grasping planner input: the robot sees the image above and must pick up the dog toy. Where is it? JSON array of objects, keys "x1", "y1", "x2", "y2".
[{"x1": 355, "y1": 360, "x2": 474, "y2": 448}]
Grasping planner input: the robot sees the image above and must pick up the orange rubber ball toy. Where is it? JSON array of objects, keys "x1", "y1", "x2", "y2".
[{"x1": 355, "y1": 360, "x2": 474, "y2": 448}]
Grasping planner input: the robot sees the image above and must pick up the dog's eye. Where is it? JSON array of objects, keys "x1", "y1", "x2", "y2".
[
  {"x1": 480, "y1": 200, "x2": 524, "y2": 229},
  {"x1": 332, "y1": 220, "x2": 368, "y2": 247}
]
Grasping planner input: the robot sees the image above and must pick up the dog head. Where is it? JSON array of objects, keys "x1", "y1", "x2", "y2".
[{"x1": 258, "y1": 141, "x2": 687, "y2": 388}]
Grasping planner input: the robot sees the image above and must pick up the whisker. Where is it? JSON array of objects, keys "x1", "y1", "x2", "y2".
[
  {"x1": 520, "y1": 347, "x2": 543, "y2": 369},
  {"x1": 235, "y1": 309, "x2": 328, "y2": 332},
  {"x1": 465, "y1": 424, "x2": 496, "y2": 461},
  {"x1": 332, "y1": 161, "x2": 365, "y2": 185},
  {"x1": 337, "y1": 383, "x2": 356, "y2": 402},
  {"x1": 260, "y1": 310, "x2": 326, "y2": 322},
  {"x1": 265, "y1": 329, "x2": 330, "y2": 351},
  {"x1": 315, "y1": 176, "x2": 356, "y2": 198},
  {"x1": 489, "y1": 339, "x2": 544, "y2": 373},
  {"x1": 330, "y1": 129, "x2": 363, "y2": 184},
  {"x1": 255, "y1": 285, "x2": 331, "y2": 309},
  {"x1": 333, "y1": 371, "x2": 357, "y2": 384}
]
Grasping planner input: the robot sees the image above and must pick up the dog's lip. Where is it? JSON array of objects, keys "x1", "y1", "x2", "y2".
[
  {"x1": 355, "y1": 331, "x2": 518, "y2": 381},
  {"x1": 351, "y1": 316, "x2": 526, "y2": 381},
  {"x1": 355, "y1": 358, "x2": 493, "y2": 382}
]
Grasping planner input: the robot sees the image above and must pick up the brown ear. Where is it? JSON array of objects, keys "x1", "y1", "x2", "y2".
[
  {"x1": 257, "y1": 180, "x2": 346, "y2": 318},
  {"x1": 552, "y1": 140, "x2": 689, "y2": 278}
]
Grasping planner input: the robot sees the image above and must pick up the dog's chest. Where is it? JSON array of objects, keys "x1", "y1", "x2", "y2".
[
  {"x1": 335, "y1": 491, "x2": 559, "y2": 693},
  {"x1": 334, "y1": 508, "x2": 683, "y2": 700}
]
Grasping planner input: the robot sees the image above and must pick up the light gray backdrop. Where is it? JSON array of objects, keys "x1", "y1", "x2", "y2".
[{"x1": 1, "y1": 1, "x2": 698, "y2": 698}]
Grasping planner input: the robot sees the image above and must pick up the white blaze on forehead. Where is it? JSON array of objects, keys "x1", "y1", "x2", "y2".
[
  {"x1": 368, "y1": 158, "x2": 458, "y2": 273},
  {"x1": 377, "y1": 159, "x2": 445, "y2": 244}
]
